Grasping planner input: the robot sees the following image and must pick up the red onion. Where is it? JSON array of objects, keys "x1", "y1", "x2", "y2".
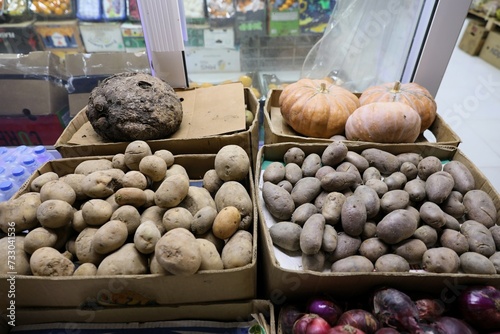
[
  {"x1": 372, "y1": 287, "x2": 424, "y2": 334},
  {"x1": 458, "y1": 285, "x2": 500, "y2": 331},
  {"x1": 415, "y1": 298, "x2": 445, "y2": 321},
  {"x1": 280, "y1": 304, "x2": 306, "y2": 334},
  {"x1": 307, "y1": 297, "x2": 344, "y2": 326},
  {"x1": 418, "y1": 323, "x2": 441, "y2": 334},
  {"x1": 429, "y1": 316, "x2": 478, "y2": 334},
  {"x1": 294, "y1": 313, "x2": 331, "y2": 334},
  {"x1": 374, "y1": 328, "x2": 400, "y2": 334},
  {"x1": 328, "y1": 324, "x2": 366, "y2": 334},
  {"x1": 336, "y1": 309, "x2": 380, "y2": 334}
]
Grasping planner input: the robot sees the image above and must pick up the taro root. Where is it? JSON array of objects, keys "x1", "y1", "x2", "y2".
[{"x1": 87, "y1": 72, "x2": 183, "y2": 142}]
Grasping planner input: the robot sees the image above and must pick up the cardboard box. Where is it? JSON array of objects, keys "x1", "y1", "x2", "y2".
[
  {"x1": 480, "y1": 30, "x2": 500, "y2": 69},
  {"x1": 256, "y1": 142, "x2": 500, "y2": 301},
  {"x1": 0, "y1": 51, "x2": 69, "y2": 116},
  {"x1": 185, "y1": 24, "x2": 207, "y2": 47},
  {"x1": 4, "y1": 300, "x2": 275, "y2": 333},
  {"x1": 55, "y1": 83, "x2": 260, "y2": 167},
  {"x1": 120, "y1": 22, "x2": 146, "y2": 52},
  {"x1": 79, "y1": 22, "x2": 125, "y2": 53},
  {"x1": 0, "y1": 20, "x2": 43, "y2": 54},
  {"x1": 185, "y1": 47, "x2": 241, "y2": 72},
  {"x1": 204, "y1": 27, "x2": 235, "y2": 48},
  {"x1": 263, "y1": 89, "x2": 462, "y2": 147},
  {"x1": 459, "y1": 19, "x2": 489, "y2": 56},
  {"x1": 268, "y1": 0, "x2": 300, "y2": 37},
  {"x1": 234, "y1": 0, "x2": 267, "y2": 42},
  {"x1": 0, "y1": 153, "x2": 258, "y2": 309},
  {"x1": 65, "y1": 52, "x2": 150, "y2": 117},
  {"x1": 184, "y1": 0, "x2": 207, "y2": 25},
  {"x1": 0, "y1": 109, "x2": 70, "y2": 147},
  {"x1": 34, "y1": 20, "x2": 85, "y2": 54},
  {"x1": 299, "y1": 0, "x2": 335, "y2": 34}
]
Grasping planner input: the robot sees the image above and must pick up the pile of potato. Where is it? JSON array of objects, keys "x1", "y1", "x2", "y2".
[
  {"x1": 261, "y1": 142, "x2": 500, "y2": 274},
  {"x1": 0, "y1": 142, "x2": 254, "y2": 277}
]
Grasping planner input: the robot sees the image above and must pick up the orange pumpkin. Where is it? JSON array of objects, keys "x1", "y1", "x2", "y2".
[
  {"x1": 359, "y1": 81, "x2": 437, "y2": 133},
  {"x1": 345, "y1": 102, "x2": 421, "y2": 143},
  {"x1": 279, "y1": 78, "x2": 360, "y2": 138}
]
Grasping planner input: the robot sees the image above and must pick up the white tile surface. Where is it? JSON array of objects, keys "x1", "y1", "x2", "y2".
[{"x1": 436, "y1": 19, "x2": 500, "y2": 193}]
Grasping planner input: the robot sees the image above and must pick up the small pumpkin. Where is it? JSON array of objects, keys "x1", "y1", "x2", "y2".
[
  {"x1": 358, "y1": 81, "x2": 437, "y2": 133},
  {"x1": 345, "y1": 102, "x2": 421, "y2": 143},
  {"x1": 279, "y1": 78, "x2": 360, "y2": 138}
]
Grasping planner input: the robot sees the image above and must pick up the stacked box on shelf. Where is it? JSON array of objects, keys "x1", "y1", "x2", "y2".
[
  {"x1": 0, "y1": 20, "x2": 43, "y2": 54},
  {"x1": 268, "y1": 0, "x2": 300, "y2": 36},
  {"x1": 33, "y1": 20, "x2": 86, "y2": 56},
  {"x1": 263, "y1": 89, "x2": 462, "y2": 148},
  {"x1": 480, "y1": 29, "x2": 500, "y2": 69},
  {"x1": 120, "y1": 22, "x2": 146, "y2": 52},
  {"x1": 234, "y1": 0, "x2": 267, "y2": 43},
  {"x1": 55, "y1": 83, "x2": 261, "y2": 168},
  {"x1": 459, "y1": 19, "x2": 489, "y2": 56},
  {"x1": 79, "y1": 22, "x2": 125, "y2": 53},
  {"x1": 0, "y1": 152, "x2": 258, "y2": 309},
  {"x1": 0, "y1": 51, "x2": 70, "y2": 146},
  {"x1": 256, "y1": 142, "x2": 500, "y2": 303}
]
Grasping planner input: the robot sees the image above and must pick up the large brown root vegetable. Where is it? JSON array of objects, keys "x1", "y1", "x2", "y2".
[{"x1": 86, "y1": 72, "x2": 183, "y2": 142}]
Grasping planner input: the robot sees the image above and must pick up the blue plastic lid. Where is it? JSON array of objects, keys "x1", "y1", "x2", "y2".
[
  {"x1": 23, "y1": 157, "x2": 36, "y2": 165},
  {"x1": 0, "y1": 180, "x2": 13, "y2": 191},
  {"x1": 3, "y1": 155, "x2": 16, "y2": 163},
  {"x1": 11, "y1": 167, "x2": 25, "y2": 177},
  {"x1": 33, "y1": 145, "x2": 47, "y2": 154},
  {"x1": 14, "y1": 145, "x2": 28, "y2": 154}
]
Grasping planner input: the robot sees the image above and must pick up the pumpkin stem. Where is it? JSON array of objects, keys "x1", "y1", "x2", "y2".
[
  {"x1": 319, "y1": 82, "x2": 328, "y2": 93},
  {"x1": 390, "y1": 81, "x2": 401, "y2": 93}
]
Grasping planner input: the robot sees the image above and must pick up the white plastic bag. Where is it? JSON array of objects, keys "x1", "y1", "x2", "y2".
[{"x1": 301, "y1": 0, "x2": 425, "y2": 92}]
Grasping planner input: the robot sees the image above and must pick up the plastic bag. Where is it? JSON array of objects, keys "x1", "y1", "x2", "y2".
[{"x1": 301, "y1": 0, "x2": 425, "y2": 93}]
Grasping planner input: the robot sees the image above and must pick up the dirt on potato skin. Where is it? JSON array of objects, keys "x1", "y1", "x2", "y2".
[{"x1": 87, "y1": 72, "x2": 183, "y2": 142}]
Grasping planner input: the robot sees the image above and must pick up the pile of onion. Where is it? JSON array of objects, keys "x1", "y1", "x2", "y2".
[
  {"x1": 279, "y1": 285, "x2": 500, "y2": 334},
  {"x1": 457, "y1": 285, "x2": 500, "y2": 331}
]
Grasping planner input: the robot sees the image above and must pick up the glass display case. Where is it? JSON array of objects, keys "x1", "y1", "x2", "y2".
[{"x1": 138, "y1": 0, "x2": 472, "y2": 99}]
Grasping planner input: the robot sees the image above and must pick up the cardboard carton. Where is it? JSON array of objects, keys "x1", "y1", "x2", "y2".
[
  {"x1": 0, "y1": 109, "x2": 70, "y2": 146},
  {"x1": 268, "y1": 0, "x2": 300, "y2": 36},
  {"x1": 185, "y1": 47, "x2": 241, "y2": 72},
  {"x1": 480, "y1": 30, "x2": 500, "y2": 69},
  {"x1": 79, "y1": 22, "x2": 125, "y2": 53},
  {"x1": 256, "y1": 142, "x2": 500, "y2": 303},
  {"x1": 0, "y1": 51, "x2": 68, "y2": 116},
  {"x1": 0, "y1": 153, "x2": 258, "y2": 309},
  {"x1": 234, "y1": 0, "x2": 267, "y2": 42},
  {"x1": 120, "y1": 22, "x2": 146, "y2": 52},
  {"x1": 34, "y1": 20, "x2": 85, "y2": 54},
  {"x1": 55, "y1": 83, "x2": 260, "y2": 167},
  {"x1": 4, "y1": 300, "x2": 275, "y2": 333},
  {"x1": 0, "y1": 20, "x2": 43, "y2": 54},
  {"x1": 263, "y1": 89, "x2": 462, "y2": 147},
  {"x1": 65, "y1": 52, "x2": 150, "y2": 116},
  {"x1": 459, "y1": 19, "x2": 489, "y2": 56}
]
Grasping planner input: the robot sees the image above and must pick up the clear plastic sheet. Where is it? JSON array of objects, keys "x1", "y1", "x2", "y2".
[{"x1": 301, "y1": 0, "x2": 425, "y2": 93}]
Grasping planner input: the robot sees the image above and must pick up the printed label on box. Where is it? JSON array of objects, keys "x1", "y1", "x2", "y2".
[
  {"x1": 120, "y1": 23, "x2": 145, "y2": 50},
  {"x1": 36, "y1": 23, "x2": 83, "y2": 49},
  {"x1": 269, "y1": 10, "x2": 299, "y2": 36},
  {"x1": 185, "y1": 48, "x2": 241, "y2": 72},
  {"x1": 0, "y1": 22, "x2": 42, "y2": 53},
  {"x1": 80, "y1": 23, "x2": 125, "y2": 52},
  {"x1": 203, "y1": 27, "x2": 235, "y2": 48},
  {"x1": 480, "y1": 31, "x2": 500, "y2": 69}
]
